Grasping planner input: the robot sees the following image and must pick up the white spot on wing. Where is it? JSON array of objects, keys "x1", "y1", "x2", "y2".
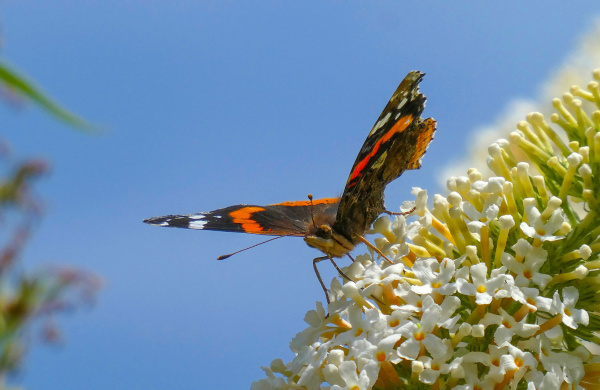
[
  {"x1": 189, "y1": 220, "x2": 207, "y2": 229},
  {"x1": 396, "y1": 97, "x2": 408, "y2": 110},
  {"x1": 369, "y1": 112, "x2": 391, "y2": 136}
]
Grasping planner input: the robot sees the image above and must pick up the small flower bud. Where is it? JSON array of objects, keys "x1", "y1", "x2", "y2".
[
  {"x1": 573, "y1": 265, "x2": 589, "y2": 279},
  {"x1": 499, "y1": 215, "x2": 515, "y2": 230},
  {"x1": 472, "y1": 324, "x2": 485, "y2": 337}
]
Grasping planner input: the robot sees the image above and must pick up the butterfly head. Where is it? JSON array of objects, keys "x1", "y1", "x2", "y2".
[{"x1": 304, "y1": 223, "x2": 354, "y2": 258}]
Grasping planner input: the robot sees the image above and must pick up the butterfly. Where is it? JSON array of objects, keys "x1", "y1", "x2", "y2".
[{"x1": 144, "y1": 71, "x2": 436, "y2": 302}]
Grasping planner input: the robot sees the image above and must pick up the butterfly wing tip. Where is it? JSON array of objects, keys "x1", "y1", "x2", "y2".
[{"x1": 143, "y1": 216, "x2": 174, "y2": 227}]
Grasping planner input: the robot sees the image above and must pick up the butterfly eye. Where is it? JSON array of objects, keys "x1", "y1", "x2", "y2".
[{"x1": 315, "y1": 225, "x2": 333, "y2": 239}]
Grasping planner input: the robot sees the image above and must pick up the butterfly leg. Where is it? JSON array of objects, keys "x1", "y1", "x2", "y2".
[
  {"x1": 346, "y1": 253, "x2": 355, "y2": 262},
  {"x1": 327, "y1": 256, "x2": 353, "y2": 283},
  {"x1": 355, "y1": 235, "x2": 393, "y2": 264},
  {"x1": 383, "y1": 205, "x2": 416, "y2": 216},
  {"x1": 313, "y1": 256, "x2": 331, "y2": 306},
  {"x1": 313, "y1": 255, "x2": 355, "y2": 306}
]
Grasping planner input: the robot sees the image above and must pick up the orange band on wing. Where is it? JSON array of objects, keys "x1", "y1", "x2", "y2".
[
  {"x1": 229, "y1": 207, "x2": 266, "y2": 233},
  {"x1": 348, "y1": 114, "x2": 414, "y2": 185},
  {"x1": 275, "y1": 197, "x2": 339, "y2": 207}
]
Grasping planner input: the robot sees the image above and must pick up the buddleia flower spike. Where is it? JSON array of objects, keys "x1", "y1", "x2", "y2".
[{"x1": 252, "y1": 70, "x2": 600, "y2": 390}]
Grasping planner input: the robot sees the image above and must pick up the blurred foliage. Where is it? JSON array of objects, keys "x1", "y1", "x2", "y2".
[
  {"x1": 0, "y1": 60, "x2": 93, "y2": 131},
  {"x1": 0, "y1": 144, "x2": 101, "y2": 389},
  {"x1": 0, "y1": 35, "x2": 100, "y2": 389}
]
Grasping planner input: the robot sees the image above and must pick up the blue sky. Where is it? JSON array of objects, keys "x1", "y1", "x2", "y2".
[{"x1": 2, "y1": 2, "x2": 600, "y2": 389}]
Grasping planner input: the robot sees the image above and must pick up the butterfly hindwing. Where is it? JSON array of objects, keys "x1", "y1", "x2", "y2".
[{"x1": 332, "y1": 71, "x2": 436, "y2": 243}]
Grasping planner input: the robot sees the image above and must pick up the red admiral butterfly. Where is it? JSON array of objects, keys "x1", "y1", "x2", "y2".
[{"x1": 144, "y1": 71, "x2": 436, "y2": 301}]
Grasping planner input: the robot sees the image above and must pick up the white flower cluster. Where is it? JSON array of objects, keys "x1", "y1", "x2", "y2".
[{"x1": 251, "y1": 71, "x2": 600, "y2": 390}]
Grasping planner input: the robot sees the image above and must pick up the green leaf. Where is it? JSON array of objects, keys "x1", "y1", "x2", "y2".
[{"x1": 0, "y1": 60, "x2": 95, "y2": 131}]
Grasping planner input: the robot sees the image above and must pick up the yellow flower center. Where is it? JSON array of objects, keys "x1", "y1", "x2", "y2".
[
  {"x1": 376, "y1": 351, "x2": 386, "y2": 362},
  {"x1": 477, "y1": 285, "x2": 487, "y2": 293},
  {"x1": 515, "y1": 356, "x2": 524, "y2": 368},
  {"x1": 414, "y1": 331, "x2": 425, "y2": 341}
]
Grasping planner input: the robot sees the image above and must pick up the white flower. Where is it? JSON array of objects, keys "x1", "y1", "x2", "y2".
[
  {"x1": 461, "y1": 346, "x2": 507, "y2": 382},
  {"x1": 371, "y1": 215, "x2": 411, "y2": 259},
  {"x1": 459, "y1": 184, "x2": 503, "y2": 233},
  {"x1": 349, "y1": 334, "x2": 402, "y2": 367},
  {"x1": 452, "y1": 363, "x2": 500, "y2": 389},
  {"x1": 456, "y1": 263, "x2": 509, "y2": 304},
  {"x1": 511, "y1": 286, "x2": 552, "y2": 312},
  {"x1": 411, "y1": 257, "x2": 457, "y2": 296},
  {"x1": 250, "y1": 364, "x2": 291, "y2": 390},
  {"x1": 397, "y1": 299, "x2": 446, "y2": 360},
  {"x1": 524, "y1": 371, "x2": 560, "y2": 390},
  {"x1": 392, "y1": 282, "x2": 426, "y2": 315},
  {"x1": 329, "y1": 360, "x2": 377, "y2": 390},
  {"x1": 322, "y1": 350, "x2": 346, "y2": 387},
  {"x1": 290, "y1": 303, "x2": 330, "y2": 352},
  {"x1": 520, "y1": 198, "x2": 567, "y2": 242},
  {"x1": 550, "y1": 286, "x2": 589, "y2": 329},
  {"x1": 516, "y1": 335, "x2": 585, "y2": 387},
  {"x1": 501, "y1": 239, "x2": 552, "y2": 289},
  {"x1": 499, "y1": 344, "x2": 538, "y2": 385},
  {"x1": 405, "y1": 187, "x2": 428, "y2": 216},
  {"x1": 417, "y1": 352, "x2": 462, "y2": 385},
  {"x1": 480, "y1": 308, "x2": 539, "y2": 346},
  {"x1": 294, "y1": 342, "x2": 329, "y2": 388},
  {"x1": 437, "y1": 296, "x2": 461, "y2": 329}
]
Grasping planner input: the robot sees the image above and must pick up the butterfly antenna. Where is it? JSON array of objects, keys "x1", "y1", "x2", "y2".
[
  {"x1": 217, "y1": 235, "x2": 287, "y2": 260},
  {"x1": 308, "y1": 194, "x2": 316, "y2": 227}
]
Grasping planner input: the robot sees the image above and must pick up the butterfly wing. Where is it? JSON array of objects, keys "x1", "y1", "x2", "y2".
[
  {"x1": 144, "y1": 197, "x2": 340, "y2": 237},
  {"x1": 332, "y1": 71, "x2": 436, "y2": 243}
]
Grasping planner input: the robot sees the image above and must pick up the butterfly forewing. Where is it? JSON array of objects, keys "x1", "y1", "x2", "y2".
[
  {"x1": 332, "y1": 71, "x2": 436, "y2": 243},
  {"x1": 144, "y1": 198, "x2": 340, "y2": 237}
]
